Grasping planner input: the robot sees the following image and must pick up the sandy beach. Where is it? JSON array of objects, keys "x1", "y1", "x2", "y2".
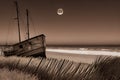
[{"x1": 46, "y1": 52, "x2": 98, "y2": 64}]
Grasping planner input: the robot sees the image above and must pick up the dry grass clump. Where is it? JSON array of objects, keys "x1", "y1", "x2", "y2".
[
  {"x1": 0, "y1": 56, "x2": 120, "y2": 80},
  {"x1": 0, "y1": 56, "x2": 89, "y2": 80},
  {"x1": 0, "y1": 68, "x2": 38, "y2": 80},
  {"x1": 90, "y1": 57, "x2": 120, "y2": 80}
]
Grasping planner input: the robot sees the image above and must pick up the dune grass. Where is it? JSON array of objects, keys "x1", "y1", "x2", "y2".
[
  {"x1": 0, "y1": 68, "x2": 38, "y2": 80},
  {"x1": 0, "y1": 56, "x2": 120, "y2": 80},
  {"x1": 0, "y1": 56, "x2": 89, "y2": 80}
]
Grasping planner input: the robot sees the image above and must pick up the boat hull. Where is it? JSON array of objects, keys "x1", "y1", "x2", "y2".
[{"x1": 4, "y1": 34, "x2": 46, "y2": 58}]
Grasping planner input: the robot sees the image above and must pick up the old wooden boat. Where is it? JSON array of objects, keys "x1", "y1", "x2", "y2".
[
  {"x1": 4, "y1": 1, "x2": 46, "y2": 58},
  {"x1": 4, "y1": 34, "x2": 46, "y2": 58}
]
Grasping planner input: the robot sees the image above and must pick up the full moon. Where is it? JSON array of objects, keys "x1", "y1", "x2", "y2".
[{"x1": 57, "y1": 8, "x2": 64, "y2": 15}]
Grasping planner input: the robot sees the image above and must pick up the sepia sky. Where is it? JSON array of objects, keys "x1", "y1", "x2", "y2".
[{"x1": 0, "y1": 0, "x2": 120, "y2": 46}]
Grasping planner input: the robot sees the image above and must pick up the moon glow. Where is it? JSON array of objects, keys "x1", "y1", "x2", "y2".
[{"x1": 57, "y1": 8, "x2": 64, "y2": 15}]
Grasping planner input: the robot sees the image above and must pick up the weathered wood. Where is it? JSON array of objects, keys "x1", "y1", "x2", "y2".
[{"x1": 4, "y1": 34, "x2": 46, "y2": 58}]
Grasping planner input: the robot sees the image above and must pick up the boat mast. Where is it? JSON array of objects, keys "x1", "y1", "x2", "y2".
[
  {"x1": 14, "y1": 1, "x2": 21, "y2": 43},
  {"x1": 26, "y1": 9, "x2": 30, "y2": 40}
]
